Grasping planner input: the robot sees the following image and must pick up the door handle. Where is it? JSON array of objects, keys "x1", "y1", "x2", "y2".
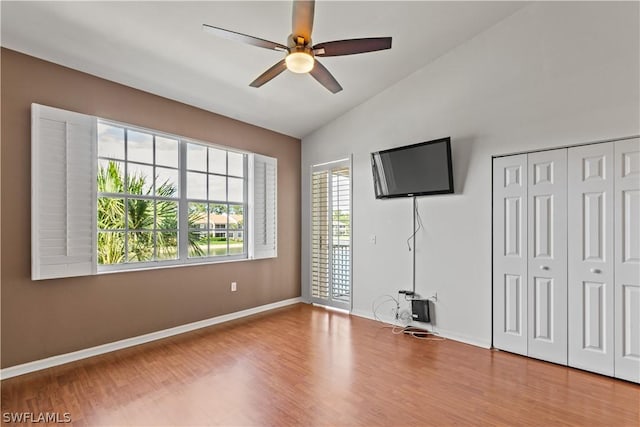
[
  {"x1": 540, "y1": 265, "x2": 549, "y2": 271},
  {"x1": 590, "y1": 268, "x2": 601, "y2": 274}
]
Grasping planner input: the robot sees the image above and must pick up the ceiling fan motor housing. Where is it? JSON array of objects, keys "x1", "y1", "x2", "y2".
[{"x1": 288, "y1": 34, "x2": 311, "y2": 49}]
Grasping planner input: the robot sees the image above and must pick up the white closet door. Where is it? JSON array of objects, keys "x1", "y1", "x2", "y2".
[
  {"x1": 614, "y1": 138, "x2": 640, "y2": 383},
  {"x1": 568, "y1": 143, "x2": 614, "y2": 375},
  {"x1": 493, "y1": 155, "x2": 528, "y2": 355},
  {"x1": 527, "y1": 149, "x2": 567, "y2": 365}
]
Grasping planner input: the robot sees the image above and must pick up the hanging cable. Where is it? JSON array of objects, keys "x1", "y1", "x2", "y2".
[{"x1": 406, "y1": 199, "x2": 423, "y2": 251}]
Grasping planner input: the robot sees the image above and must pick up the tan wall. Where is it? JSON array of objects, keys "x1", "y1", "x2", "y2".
[{"x1": 0, "y1": 48, "x2": 301, "y2": 368}]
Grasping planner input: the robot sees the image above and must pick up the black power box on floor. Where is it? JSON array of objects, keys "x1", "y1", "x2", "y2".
[{"x1": 411, "y1": 299, "x2": 430, "y2": 323}]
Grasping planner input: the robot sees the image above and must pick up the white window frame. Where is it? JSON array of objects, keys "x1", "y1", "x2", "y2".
[
  {"x1": 97, "y1": 121, "x2": 182, "y2": 271},
  {"x1": 96, "y1": 121, "x2": 250, "y2": 272},
  {"x1": 32, "y1": 103, "x2": 277, "y2": 280},
  {"x1": 179, "y1": 137, "x2": 249, "y2": 266}
]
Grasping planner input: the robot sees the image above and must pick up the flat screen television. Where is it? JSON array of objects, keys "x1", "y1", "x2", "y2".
[{"x1": 371, "y1": 137, "x2": 454, "y2": 198}]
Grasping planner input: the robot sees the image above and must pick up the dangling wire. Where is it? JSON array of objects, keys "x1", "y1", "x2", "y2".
[{"x1": 406, "y1": 200, "x2": 424, "y2": 251}]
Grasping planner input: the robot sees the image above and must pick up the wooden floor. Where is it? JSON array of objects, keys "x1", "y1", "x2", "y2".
[{"x1": 1, "y1": 304, "x2": 638, "y2": 426}]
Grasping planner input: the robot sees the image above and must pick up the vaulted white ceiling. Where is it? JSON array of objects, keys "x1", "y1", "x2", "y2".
[{"x1": 1, "y1": 1, "x2": 524, "y2": 137}]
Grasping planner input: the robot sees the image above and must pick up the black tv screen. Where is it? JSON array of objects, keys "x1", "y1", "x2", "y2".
[{"x1": 371, "y1": 137, "x2": 454, "y2": 198}]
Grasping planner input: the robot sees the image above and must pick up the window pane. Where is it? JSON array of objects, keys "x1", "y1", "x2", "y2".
[
  {"x1": 229, "y1": 234, "x2": 244, "y2": 255},
  {"x1": 128, "y1": 231, "x2": 154, "y2": 262},
  {"x1": 209, "y1": 147, "x2": 226, "y2": 175},
  {"x1": 98, "y1": 231, "x2": 125, "y2": 265},
  {"x1": 228, "y1": 152, "x2": 244, "y2": 177},
  {"x1": 188, "y1": 202, "x2": 208, "y2": 229},
  {"x1": 187, "y1": 143, "x2": 207, "y2": 172},
  {"x1": 157, "y1": 232, "x2": 178, "y2": 260},
  {"x1": 189, "y1": 231, "x2": 208, "y2": 258},
  {"x1": 209, "y1": 203, "x2": 228, "y2": 215},
  {"x1": 208, "y1": 175, "x2": 226, "y2": 201},
  {"x1": 156, "y1": 136, "x2": 178, "y2": 168},
  {"x1": 229, "y1": 205, "x2": 244, "y2": 255},
  {"x1": 98, "y1": 197, "x2": 125, "y2": 230},
  {"x1": 156, "y1": 167, "x2": 179, "y2": 198},
  {"x1": 98, "y1": 160, "x2": 125, "y2": 194},
  {"x1": 127, "y1": 163, "x2": 154, "y2": 195},
  {"x1": 229, "y1": 204, "x2": 244, "y2": 230},
  {"x1": 128, "y1": 199, "x2": 154, "y2": 230},
  {"x1": 187, "y1": 171, "x2": 207, "y2": 200},
  {"x1": 98, "y1": 123, "x2": 124, "y2": 159},
  {"x1": 228, "y1": 177, "x2": 244, "y2": 202},
  {"x1": 210, "y1": 231, "x2": 228, "y2": 257},
  {"x1": 209, "y1": 203, "x2": 228, "y2": 232},
  {"x1": 156, "y1": 201, "x2": 178, "y2": 230},
  {"x1": 127, "y1": 130, "x2": 153, "y2": 164}
]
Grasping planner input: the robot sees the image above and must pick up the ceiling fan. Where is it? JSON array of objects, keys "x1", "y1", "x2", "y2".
[{"x1": 202, "y1": 0, "x2": 392, "y2": 94}]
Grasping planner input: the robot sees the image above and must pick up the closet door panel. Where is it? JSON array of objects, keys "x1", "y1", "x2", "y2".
[
  {"x1": 493, "y1": 155, "x2": 528, "y2": 355},
  {"x1": 568, "y1": 142, "x2": 614, "y2": 375},
  {"x1": 614, "y1": 138, "x2": 640, "y2": 383},
  {"x1": 527, "y1": 149, "x2": 567, "y2": 365}
]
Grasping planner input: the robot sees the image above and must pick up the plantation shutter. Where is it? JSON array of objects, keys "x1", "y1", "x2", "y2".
[
  {"x1": 311, "y1": 170, "x2": 330, "y2": 299},
  {"x1": 31, "y1": 104, "x2": 97, "y2": 280},
  {"x1": 311, "y1": 159, "x2": 351, "y2": 309},
  {"x1": 330, "y1": 166, "x2": 351, "y2": 304},
  {"x1": 250, "y1": 154, "x2": 277, "y2": 259}
]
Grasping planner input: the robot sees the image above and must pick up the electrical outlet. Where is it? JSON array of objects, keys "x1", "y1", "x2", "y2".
[
  {"x1": 369, "y1": 234, "x2": 376, "y2": 244},
  {"x1": 231, "y1": 282, "x2": 237, "y2": 292}
]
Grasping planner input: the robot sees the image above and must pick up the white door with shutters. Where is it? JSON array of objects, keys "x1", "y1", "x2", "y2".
[
  {"x1": 568, "y1": 142, "x2": 614, "y2": 375},
  {"x1": 493, "y1": 155, "x2": 528, "y2": 356},
  {"x1": 527, "y1": 149, "x2": 567, "y2": 365},
  {"x1": 310, "y1": 159, "x2": 351, "y2": 310},
  {"x1": 614, "y1": 138, "x2": 640, "y2": 382}
]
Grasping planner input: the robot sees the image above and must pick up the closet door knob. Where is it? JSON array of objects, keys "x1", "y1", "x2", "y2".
[
  {"x1": 590, "y1": 268, "x2": 601, "y2": 274},
  {"x1": 540, "y1": 265, "x2": 549, "y2": 271}
]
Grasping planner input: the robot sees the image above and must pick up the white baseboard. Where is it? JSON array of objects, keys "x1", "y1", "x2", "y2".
[
  {"x1": 431, "y1": 328, "x2": 491, "y2": 349},
  {"x1": 1, "y1": 297, "x2": 302, "y2": 380},
  {"x1": 350, "y1": 308, "x2": 388, "y2": 323},
  {"x1": 350, "y1": 309, "x2": 491, "y2": 349}
]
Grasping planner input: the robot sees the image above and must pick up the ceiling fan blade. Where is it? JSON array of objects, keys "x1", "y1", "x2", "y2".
[
  {"x1": 203, "y1": 24, "x2": 287, "y2": 52},
  {"x1": 250, "y1": 59, "x2": 288, "y2": 88},
  {"x1": 292, "y1": 0, "x2": 315, "y2": 43},
  {"x1": 309, "y1": 59, "x2": 342, "y2": 94},
  {"x1": 313, "y1": 37, "x2": 392, "y2": 57}
]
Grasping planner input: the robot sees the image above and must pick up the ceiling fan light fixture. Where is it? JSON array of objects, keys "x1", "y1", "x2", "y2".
[
  {"x1": 285, "y1": 51, "x2": 314, "y2": 73},
  {"x1": 203, "y1": 0, "x2": 391, "y2": 92}
]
